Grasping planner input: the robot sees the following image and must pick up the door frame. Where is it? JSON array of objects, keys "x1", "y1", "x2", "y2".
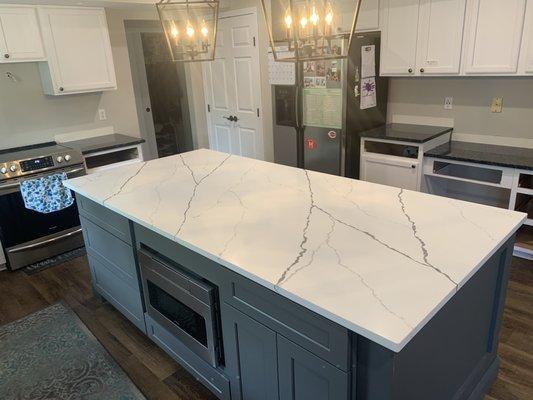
[
  {"x1": 201, "y1": 7, "x2": 265, "y2": 160},
  {"x1": 125, "y1": 20, "x2": 194, "y2": 160}
]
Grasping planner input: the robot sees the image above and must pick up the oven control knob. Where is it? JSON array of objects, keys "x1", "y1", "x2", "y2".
[
  {"x1": 56, "y1": 156, "x2": 64, "y2": 163},
  {"x1": 64, "y1": 154, "x2": 71, "y2": 162},
  {"x1": 9, "y1": 165, "x2": 17, "y2": 172},
  {"x1": 0, "y1": 167, "x2": 7, "y2": 174}
]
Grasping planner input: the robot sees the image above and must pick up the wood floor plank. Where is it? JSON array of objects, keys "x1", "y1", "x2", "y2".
[{"x1": 1, "y1": 255, "x2": 532, "y2": 400}]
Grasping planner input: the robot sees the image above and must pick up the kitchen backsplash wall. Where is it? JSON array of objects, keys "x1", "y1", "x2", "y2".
[
  {"x1": 388, "y1": 77, "x2": 533, "y2": 142},
  {"x1": 0, "y1": 8, "x2": 154, "y2": 149}
]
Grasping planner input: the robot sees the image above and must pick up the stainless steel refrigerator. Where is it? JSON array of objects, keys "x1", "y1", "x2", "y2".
[{"x1": 272, "y1": 31, "x2": 388, "y2": 179}]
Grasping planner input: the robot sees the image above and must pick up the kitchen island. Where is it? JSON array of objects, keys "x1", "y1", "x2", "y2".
[{"x1": 65, "y1": 149, "x2": 525, "y2": 400}]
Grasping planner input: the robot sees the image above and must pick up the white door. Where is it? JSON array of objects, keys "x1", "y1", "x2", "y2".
[
  {"x1": 203, "y1": 10, "x2": 263, "y2": 159},
  {"x1": 38, "y1": 7, "x2": 117, "y2": 95},
  {"x1": 519, "y1": 0, "x2": 533, "y2": 74},
  {"x1": 416, "y1": 0, "x2": 466, "y2": 75},
  {"x1": 0, "y1": 6, "x2": 45, "y2": 62},
  {"x1": 380, "y1": 0, "x2": 421, "y2": 76},
  {"x1": 463, "y1": 0, "x2": 526, "y2": 74}
]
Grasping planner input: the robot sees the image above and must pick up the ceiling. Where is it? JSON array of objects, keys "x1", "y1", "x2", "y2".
[{"x1": 0, "y1": 0, "x2": 157, "y2": 9}]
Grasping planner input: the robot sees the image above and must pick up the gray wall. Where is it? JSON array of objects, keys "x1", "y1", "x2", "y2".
[
  {"x1": 387, "y1": 77, "x2": 533, "y2": 139},
  {"x1": 0, "y1": 8, "x2": 156, "y2": 149}
]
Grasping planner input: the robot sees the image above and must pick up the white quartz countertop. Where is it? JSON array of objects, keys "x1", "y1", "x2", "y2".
[{"x1": 65, "y1": 149, "x2": 525, "y2": 352}]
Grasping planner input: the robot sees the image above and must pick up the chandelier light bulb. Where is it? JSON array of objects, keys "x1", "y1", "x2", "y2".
[
  {"x1": 310, "y1": 6, "x2": 319, "y2": 26},
  {"x1": 300, "y1": 16, "x2": 308, "y2": 28},
  {"x1": 325, "y1": 6, "x2": 333, "y2": 25},
  {"x1": 201, "y1": 20, "x2": 209, "y2": 37},
  {"x1": 170, "y1": 25, "x2": 179, "y2": 38},
  {"x1": 284, "y1": 12, "x2": 293, "y2": 29},
  {"x1": 186, "y1": 23, "x2": 195, "y2": 38}
]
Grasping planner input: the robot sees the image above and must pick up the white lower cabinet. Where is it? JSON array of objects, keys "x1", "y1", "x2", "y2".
[
  {"x1": 38, "y1": 6, "x2": 117, "y2": 95},
  {"x1": 0, "y1": 6, "x2": 45, "y2": 62},
  {"x1": 361, "y1": 154, "x2": 420, "y2": 191}
]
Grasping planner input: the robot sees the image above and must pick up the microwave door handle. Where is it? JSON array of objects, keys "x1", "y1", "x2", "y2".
[{"x1": 8, "y1": 228, "x2": 83, "y2": 253}]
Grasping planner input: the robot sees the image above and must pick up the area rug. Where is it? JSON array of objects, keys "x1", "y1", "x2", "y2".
[
  {"x1": 0, "y1": 303, "x2": 146, "y2": 400},
  {"x1": 23, "y1": 247, "x2": 86, "y2": 275}
]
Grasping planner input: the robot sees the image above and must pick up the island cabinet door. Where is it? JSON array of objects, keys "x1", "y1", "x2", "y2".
[
  {"x1": 221, "y1": 303, "x2": 279, "y2": 400},
  {"x1": 277, "y1": 335, "x2": 350, "y2": 400}
]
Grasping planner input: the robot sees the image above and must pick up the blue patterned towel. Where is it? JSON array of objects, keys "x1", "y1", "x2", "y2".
[{"x1": 20, "y1": 172, "x2": 74, "y2": 213}]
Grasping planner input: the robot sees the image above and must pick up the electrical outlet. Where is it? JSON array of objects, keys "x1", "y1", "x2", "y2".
[
  {"x1": 98, "y1": 109, "x2": 107, "y2": 121},
  {"x1": 491, "y1": 97, "x2": 503, "y2": 113},
  {"x1": 444, "y1": 97, "x2": 453, "y2": 110}
]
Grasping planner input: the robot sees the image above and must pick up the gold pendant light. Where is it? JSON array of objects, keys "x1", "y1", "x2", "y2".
[
  {"x1": 157, "y1": 0, "x2": 219, "y2": 62},
  {"x1": 260, "y1": 0, "x2": 362, "y2": 62}
]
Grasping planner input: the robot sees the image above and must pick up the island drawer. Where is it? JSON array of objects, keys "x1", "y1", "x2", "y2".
[
  {"x1": 145, "y1": 314, "x2": 231, "y2": 400},
  {"x1": 81, "y1": 216, "x2": 138, "y2": 288},
  {"x1": 77, "y1": 195, "x2": 131, "y2": 243},
  {"x1": 222, "y1": 274, "x2": 350, "y2": 372}
]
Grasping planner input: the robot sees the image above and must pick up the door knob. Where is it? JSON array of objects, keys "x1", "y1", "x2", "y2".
[
  {"x1": 224, "y1": 116, "x2": 233, "y2": 121},
  {"x1": 232, "y1": 115, "x2": 239, "y2": 122}
]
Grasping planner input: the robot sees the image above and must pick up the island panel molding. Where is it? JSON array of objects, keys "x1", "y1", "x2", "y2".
[{"x1": 64, "y1": 149, "x2": 525, "y2": 352}]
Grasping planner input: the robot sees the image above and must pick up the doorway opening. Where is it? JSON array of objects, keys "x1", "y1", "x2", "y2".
[{"x1": 125, "y1": 20, "x2": 194, "y2": 160}]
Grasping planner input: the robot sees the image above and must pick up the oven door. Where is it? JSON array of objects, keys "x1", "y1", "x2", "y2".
[
  {"x1": 138, "y1": 248, "x2": 219, "y2": 367},
  {"x1": 0, "y1": 165, "x2": 85, "y2": 269}
]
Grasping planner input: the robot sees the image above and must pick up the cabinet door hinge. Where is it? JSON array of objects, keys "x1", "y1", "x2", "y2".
[
  {"x1": 253, "y1": 36, "x2": 256, "y2": 47},
  {"x1": 207, "y1": 104, "x2": 211, "y2": 112},
  {"x1": 256, "y1": 108, "x2": 260, "y2": 117}
]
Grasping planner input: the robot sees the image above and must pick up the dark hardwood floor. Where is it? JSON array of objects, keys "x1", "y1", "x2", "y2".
[{"x1": 0, "y1": 255, "x2": 531, "y2": 400}]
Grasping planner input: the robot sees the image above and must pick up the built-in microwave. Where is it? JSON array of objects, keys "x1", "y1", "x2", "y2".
[{"x1": 138, "y1": 246, "x2": 223, "y2": 367}]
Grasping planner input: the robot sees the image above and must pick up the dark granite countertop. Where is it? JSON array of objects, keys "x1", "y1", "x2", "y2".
[
  {"x1": 62, "y1": 134, "x2": 145, "y2": 155},
  {"x1": 360, "y1": 123, "x2": 453, "y2": 143},
  {"x1": 425, "y1": 141, "x2": 533, "y2": 171}
]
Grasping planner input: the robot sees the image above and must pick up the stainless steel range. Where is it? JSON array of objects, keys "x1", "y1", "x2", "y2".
[{"x1": 0, "y1": 142, "x2": 86, "y2": 270}]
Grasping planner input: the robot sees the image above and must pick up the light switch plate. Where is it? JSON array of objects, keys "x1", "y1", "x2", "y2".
[
  {"x1": 491, "y1": 97, "x2": 503, "y2": 113},
  {"x1": 444, "y1": 97, "x2": 453, "y2": 110}
]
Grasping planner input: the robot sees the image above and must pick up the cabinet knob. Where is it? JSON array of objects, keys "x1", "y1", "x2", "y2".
[
  {"x1": 408, "y1": 68, "x2": 413, "y2": 73},
  {"x1": 4, "y1": 54, "x2": 9, "y2": 59},
  {"x1": 411, "y1": 165, "x2": 417, "y2": 169},
  {"x1": 420, "y1": 68, "x2": 425, "y2": 73},
  {"x1": 59, "y1": 87, "x2": 64, "y2": 92},
  {"x1": 145, "y1": 107, "x2": 151, "y2": 112}
]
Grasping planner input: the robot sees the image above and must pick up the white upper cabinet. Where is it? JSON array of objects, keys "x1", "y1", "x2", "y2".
[
  {"x1": 0, "y1": 6, "x2": 45, "y2": 62},
  {"x1": 416, "y1": 0, "x2": 467, "y2": 75},
  {"x1": 463, "y1": 0, "x2": 526, "y2": 74},
  {"x1": 38, "y1": 7, "x2": 117, "y2": 95},
  {"x1": 337, "y1": 0, "x2": 380, "y2": 33},
  {"x1": 357, "y1": 0, "x2": 380, "y2": 31},
  {"x1": 380, "y1": 0, "x2": 420, "y2": 75},
  {"x1": 519, "y1": 0, "x2": 533, "y2": 74}
]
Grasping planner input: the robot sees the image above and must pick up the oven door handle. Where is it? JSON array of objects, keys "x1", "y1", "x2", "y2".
[
  {"x1": 0, "y1": 166, "x2": 85, "y2": 191},
  {"x1": 8, "y1": 228, "x2": 83, "y2": 253}
]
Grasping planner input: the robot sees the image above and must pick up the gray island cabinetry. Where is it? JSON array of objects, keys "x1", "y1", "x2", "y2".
[{"x1": 66, "y1": 149, "x2": 525, "y2": 400}]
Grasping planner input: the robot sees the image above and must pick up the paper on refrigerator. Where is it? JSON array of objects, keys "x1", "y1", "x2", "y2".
[
  {"x1": 361, "y1": 45, "x2": 376, "y2": 78},
  {"x1": 361, "y1": 77, "x2": 377, "y2": 110}
]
